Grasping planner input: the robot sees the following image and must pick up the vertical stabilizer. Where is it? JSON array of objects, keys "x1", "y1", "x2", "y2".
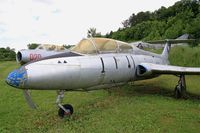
[{"x1": 161, "y1": 42, "x2": 171, "y2": 59}]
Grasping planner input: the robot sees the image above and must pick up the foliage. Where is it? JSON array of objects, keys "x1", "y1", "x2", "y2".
[
  {"x1": 27, "y1": 43, "x2": 40, "y2": 49},
  {"x1": 169, "y1": 45, "x2": 200, "y2": 67},
  {"x1": 122, "y1": 11, "x2": 152, "y2": 28},
  {"x1": 0, "y1": 47, "x2": 16, "y2": 61},
  {"x1": 103, "y1": 0, "x2": 200, "y2": 43},
  {"x1": 87, "y1": 27, "x2": 102, "y2": 38},
  {"x1": 63, "y1": 45, "x2": 74, "y2": 49}
]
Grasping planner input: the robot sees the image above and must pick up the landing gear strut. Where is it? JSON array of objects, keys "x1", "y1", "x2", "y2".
[
  {"x1": 56, "y1": 90, "x2": 73, "y2": 118},
  {"x1": 174, "y1": 75, "x2": 187, "y2": 99}
]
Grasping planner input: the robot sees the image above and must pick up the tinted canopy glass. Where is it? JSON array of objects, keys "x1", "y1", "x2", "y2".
[{"x1": 71, "y1": 38, "x2": 133, "y2": 54}]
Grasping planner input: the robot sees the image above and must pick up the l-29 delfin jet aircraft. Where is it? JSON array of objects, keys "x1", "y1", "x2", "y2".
[
  {"x1": 6, "y1": 38, "x2": 200, "y2": 118},
  {"x1": 16, "y1": 44, "x2": 69, "y2": 64}
]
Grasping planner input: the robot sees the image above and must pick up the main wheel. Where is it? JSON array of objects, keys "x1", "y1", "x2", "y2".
[
  {"x1": 58, "y1": 104, "x2": 73, "y2": 118},
  {"x1": 174, "y1": 85, "x2": 182, "y2": 99}
]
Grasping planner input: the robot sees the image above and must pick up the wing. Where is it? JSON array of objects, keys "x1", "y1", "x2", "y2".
[{"x1": 137, "y1": 63, "x2": 200, "y2": 77}]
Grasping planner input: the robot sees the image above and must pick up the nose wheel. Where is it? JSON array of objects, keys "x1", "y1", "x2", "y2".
[
  {"x1": 56, "y1": 90, "x2": 74, "y2": 118},
  {"x1": 58, "y1": 104, "x2": 73, "y2": 118}
]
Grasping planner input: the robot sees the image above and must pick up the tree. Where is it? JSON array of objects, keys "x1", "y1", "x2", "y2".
[
  {"x1": 27, "y1": 43, "x2": 40, "y2": 49},
  {"x1": 122, "y1": 11, "x2": 152, "y2": 28},
  {"x1": 87, "y1": 28, "x2": 102, "y2": 38},
  {"x1": 100, "y1": 0, "x2": 200, "y2": 44},
  {"x1": 0, "y1": 47, "x2": 16, "y2": 61},
  {"x1": 63, "y1": 45, "x2": 74, "y2": 49},
  {"x1": 121, "y1": 19, "x2": 130, "y2": 28}
]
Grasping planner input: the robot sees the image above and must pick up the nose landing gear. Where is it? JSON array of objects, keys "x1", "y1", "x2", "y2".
[{"x1": 56, "y1": 90, "x2": 74, "y2": 118}]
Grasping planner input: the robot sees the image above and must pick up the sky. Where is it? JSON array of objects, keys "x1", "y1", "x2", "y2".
[{"x1": 0, "y1": 0, "x2": 180, "y2": 51}]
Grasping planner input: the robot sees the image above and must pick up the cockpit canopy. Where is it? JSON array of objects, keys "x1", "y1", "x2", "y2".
[
  {"x1": 36, "y1": 44, "x2": 66, "y2": 51},
  {"x1": 71, "y1": 38, "x2": 133, "y2": 54}
]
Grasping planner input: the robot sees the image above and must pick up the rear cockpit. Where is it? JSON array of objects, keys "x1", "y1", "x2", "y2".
[{"x1": 71, "y1": 38, "x2": 133, "y2": 54}]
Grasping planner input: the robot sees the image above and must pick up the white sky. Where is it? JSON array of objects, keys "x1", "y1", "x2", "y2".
[{"x1": 0, "y1": 0, "x2": 180, "y2": 51}]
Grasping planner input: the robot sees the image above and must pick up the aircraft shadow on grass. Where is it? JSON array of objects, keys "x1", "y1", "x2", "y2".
[{"x1": 112, "y1": 83, "x2": 200, "y2": 101}]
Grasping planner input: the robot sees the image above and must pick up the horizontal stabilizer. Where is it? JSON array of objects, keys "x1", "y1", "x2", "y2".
[{"x1": 146, "y1": 39, "x2": 196, "y2": 44}]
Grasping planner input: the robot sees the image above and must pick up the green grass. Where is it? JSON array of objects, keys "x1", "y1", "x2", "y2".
[
  {"x1": 0, "y1": 46, "x2": 200, "y2": 133},
  {"x1": 169, "y1": 46, "x2": 200, "y2": 67},
  {"x1": 147, "y1": 45, "x2": 200, "y2": 67}
]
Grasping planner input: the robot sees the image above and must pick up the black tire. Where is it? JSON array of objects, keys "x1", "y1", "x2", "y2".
[
  {"x1": 174, "y1": 85, "x2": 182, "y2": 99},
  {"x1": 58, "y1": 104, "x2": 73, "y2": 118}
]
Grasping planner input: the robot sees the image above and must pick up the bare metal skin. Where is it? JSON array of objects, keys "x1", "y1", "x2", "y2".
[{"x1": 6, "y1": 38, "x2": 200, "y2": 117}]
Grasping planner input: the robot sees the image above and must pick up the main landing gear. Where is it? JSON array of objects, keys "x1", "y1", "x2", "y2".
[
  {"x1": 174, "y1": 75, "x2": 187, "y2": 99},
  {"x1": 56, "y1": 90, "x2": 73, "y2": 118}
]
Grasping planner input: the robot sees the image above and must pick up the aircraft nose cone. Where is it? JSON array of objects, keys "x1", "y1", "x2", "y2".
[{"x1": 6, "y1": 67, "x2": 28, "y2": 88}]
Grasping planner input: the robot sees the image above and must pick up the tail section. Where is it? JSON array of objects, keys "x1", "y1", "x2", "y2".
[{"x1": 147, "y1": 39, "x2": 196, "y2": 59}]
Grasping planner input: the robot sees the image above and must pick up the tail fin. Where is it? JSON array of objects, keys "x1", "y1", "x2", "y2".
[{"x1": 161, "y1": 42, "x2": 171, "y2": 59}]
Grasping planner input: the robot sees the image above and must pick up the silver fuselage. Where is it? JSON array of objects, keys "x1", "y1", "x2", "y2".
[{"x1": 19, "y1": 53, "x2": 167, "y2": 91}]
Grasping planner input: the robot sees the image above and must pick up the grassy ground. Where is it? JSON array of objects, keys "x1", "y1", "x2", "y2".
[{"x1": 0, "y1": 46, "x2": 200, "y2": 133}]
